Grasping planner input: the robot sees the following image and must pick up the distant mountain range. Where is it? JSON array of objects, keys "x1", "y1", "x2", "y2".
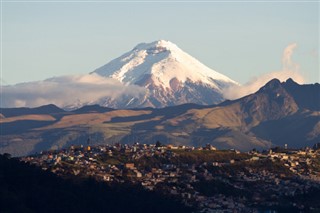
[{"x1": 1, "y1": 78, "x2": 319, "y2": 156}]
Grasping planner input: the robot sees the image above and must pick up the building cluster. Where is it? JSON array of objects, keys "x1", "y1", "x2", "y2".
[{"x1": 21, "y1": 143, "x2": 320, "y2": 212}]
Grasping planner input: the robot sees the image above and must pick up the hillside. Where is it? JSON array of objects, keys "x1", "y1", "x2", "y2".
[
  {"x1": 0, "y1": 78, "x2": 319, "y2": 156},
  {"x1": 0, "y1": 154, "x2": 191, "y2": 213}
]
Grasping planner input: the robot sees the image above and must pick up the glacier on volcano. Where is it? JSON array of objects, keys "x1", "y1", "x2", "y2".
[{"x1": 92, "y1": 40, "x2": 238, "y2": 108}]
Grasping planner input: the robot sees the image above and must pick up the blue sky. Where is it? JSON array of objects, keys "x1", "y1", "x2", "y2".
[{"x1": 1, "y1": 1, "x2": 319, "y2": 85}]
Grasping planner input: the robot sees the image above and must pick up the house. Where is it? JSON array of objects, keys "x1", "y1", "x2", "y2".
[
  {"x1": 125, "y1": 163, "x2": 135, "y2": 169},
  {"x1": 134, "y1": 170, "x2": 142, "y2": 178},
  {"x1": 167, "y1": 144, "x2": 178, "y2": 150},
  {"x1": 250, "y1": 156, "x2": 259, "y2": 161}
]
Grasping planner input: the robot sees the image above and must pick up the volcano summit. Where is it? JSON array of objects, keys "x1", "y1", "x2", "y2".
[{"x1": 92, "y1": 40, "x2": 238, "y2": 108}]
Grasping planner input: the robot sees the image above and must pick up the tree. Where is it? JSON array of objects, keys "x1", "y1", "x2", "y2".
[
  {"x1": 2, "y1": 153, "x2": 11, "y2": 159},
  {"x1": 313, "y1": 143, "x2": 320, "y2": 150},
  {"x1": 156, "y1": 141, "x2": 162, "y2": 148}
]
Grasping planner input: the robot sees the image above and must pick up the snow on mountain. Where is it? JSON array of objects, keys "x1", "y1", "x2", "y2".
[
  {"x1": 93, "y1": 40, "x2": 237, "y2": 89},
  {"x1": 0, "y1": 40, "x2": 241, "y2": 109},
  {"x1": 91, "y1": 40, "x2": 238, "y2": 108}
]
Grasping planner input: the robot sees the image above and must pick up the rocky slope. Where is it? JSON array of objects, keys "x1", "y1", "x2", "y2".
[
  {"x1": 92, "y1": 40, "x2": 238, "y2": 108},
  {"x1": 1, "y1": 79, "x2": 319, "y2": 156}
]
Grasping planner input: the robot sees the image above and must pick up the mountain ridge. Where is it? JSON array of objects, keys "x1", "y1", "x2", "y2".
[{"x1": 1, "y1": 78, "x2": 319, "y2": 156}]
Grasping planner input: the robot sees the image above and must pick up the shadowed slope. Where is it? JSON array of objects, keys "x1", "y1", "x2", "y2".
[{"x1": 1, "y1": 79, "x2": 319, "y2": 156}]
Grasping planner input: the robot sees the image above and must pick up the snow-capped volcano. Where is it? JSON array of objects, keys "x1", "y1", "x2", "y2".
[{"x1": 92, "y1": 40, "x2": 238, "y2": 108}]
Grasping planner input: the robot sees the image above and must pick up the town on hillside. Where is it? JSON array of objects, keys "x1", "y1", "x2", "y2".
[{"x1": 21, "y1": 142, "x2": 320, "y2": 213}]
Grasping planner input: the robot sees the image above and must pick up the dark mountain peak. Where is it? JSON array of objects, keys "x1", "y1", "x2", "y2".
[
  {"x1": 35, "y1": 104, "x2": 64, "y2": 113},
  {"x1": 282, "y1": 79, "x2": 320, "y2": 111},
  {"x1": 260, "y1": 78, "x2": 301, "y2": 93},
  {"x1": 72, "y1": 104, "x2": 114, "y2": 114},
  {"x1": 283, "y1": 78, "x2": 301, "y2": 90},
  {"x1": 253, "y1": 77, "x2": 320, "y2": 112},
  {"x1": 240, "y1": 78, "x2": 299, "y2": 124},
  {"x1": 285, "y1": 78, "x2": 297, "y2": 85},
  {"x1": 0, "y1": 104, "x2": 64, "y2": 117},
  {"x1": 257, "y1": 78, "x2": 285, "y2": 95},
  {"x1": 263, "y1": 78, "x2": 282, "y2": 89}
]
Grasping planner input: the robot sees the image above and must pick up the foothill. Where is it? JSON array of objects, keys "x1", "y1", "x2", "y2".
[{"x1": 21, "y1": 142, "x2": 320, "y2": 212}]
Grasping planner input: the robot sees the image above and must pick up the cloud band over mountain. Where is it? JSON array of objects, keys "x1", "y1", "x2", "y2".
[
  {"x1": 223, "y1": 43, "x2": 305, "y2": 100},
  {"x1": 0, "y1": 74, "x2": 146, "y2": 108},
  {"x1": 0, "y1": 41, "x2": 307, "y2": 108}
]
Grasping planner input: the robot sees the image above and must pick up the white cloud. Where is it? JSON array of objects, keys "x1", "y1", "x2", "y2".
[
  {"x1": 223, "y1": 43, "x2": 305, "y2": 100},
  {"x1": 0, "y1": 73, "x2": 146, "y2": 108}
]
